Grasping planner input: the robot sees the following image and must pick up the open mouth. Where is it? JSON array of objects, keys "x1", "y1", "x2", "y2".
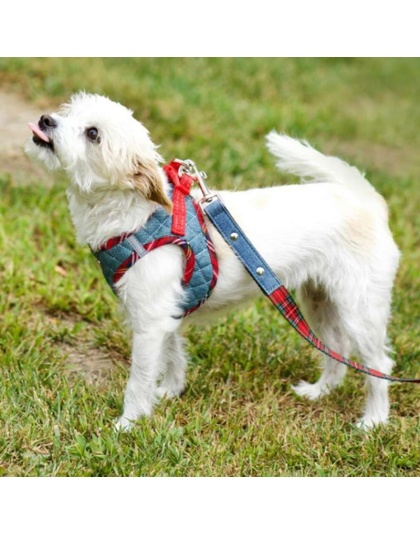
[{"x1": 28, "y1": 122, "x2": 54, "y2": 151}]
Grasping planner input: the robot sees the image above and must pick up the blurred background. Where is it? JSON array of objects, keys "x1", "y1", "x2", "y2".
[{"x1": 1, "y1": 57, "x2": 420, "y2": 187}]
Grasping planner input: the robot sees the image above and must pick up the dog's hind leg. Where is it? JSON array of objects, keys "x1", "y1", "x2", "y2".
[
  {"x1": 292, "y1": 281, "x2": 351, "y2": 400},
  {"x1": 157, "y1": 330, "x2": 187, "y2": 399},
  {"x1": 342, "y1": 296, "x2": 395, "y2": 429},
  {"x1": 340, "y1": 242, "x2": 398, "y2": 428},
  {"x1": 355, "y1": 341, "x2": 394, "y2": 429}
]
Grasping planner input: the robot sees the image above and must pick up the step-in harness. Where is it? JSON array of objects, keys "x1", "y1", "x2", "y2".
[
  {"x1": 93, "y1": 159, "x2": 218, "y2": 316},
  {"x1": 93, "y1": 158, "x2": 420, "y2": 384}
]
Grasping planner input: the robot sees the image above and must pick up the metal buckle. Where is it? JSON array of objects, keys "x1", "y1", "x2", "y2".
[{"x1": 175, "y1": 158, "x2": 219, "y2": 212}]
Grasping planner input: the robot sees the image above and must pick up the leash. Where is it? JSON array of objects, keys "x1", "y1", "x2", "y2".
[{"x1": 173, "y1": 159, "x2": 420, "y2": 384}]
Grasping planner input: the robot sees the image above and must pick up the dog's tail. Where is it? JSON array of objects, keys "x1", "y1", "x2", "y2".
[{"x1": 266, "y1": 131, "x2": 382, "y2": 202}]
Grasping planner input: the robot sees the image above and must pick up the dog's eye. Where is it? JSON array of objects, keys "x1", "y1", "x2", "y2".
[{"x1": 86, "y1": 127, "x2": 100, "y2": 143}]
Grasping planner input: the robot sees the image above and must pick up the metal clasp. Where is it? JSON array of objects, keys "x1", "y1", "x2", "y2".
[{"x1": 176, "y1": 158, "x2": 219, "y2": 210}]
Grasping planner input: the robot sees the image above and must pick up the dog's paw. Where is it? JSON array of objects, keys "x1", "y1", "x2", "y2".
[
  {"x1": 291, "y1": 380, "x2": 328, "y2": 400},
  {"x1": 356, "y1": 415, "x2": 387, "y2": 430},
  {"x1": 157, "y1": 382, "x2": 185, "y2": 400},
  {"x1": 114, "y1": 416, "x2": 134, "y2": 432}
]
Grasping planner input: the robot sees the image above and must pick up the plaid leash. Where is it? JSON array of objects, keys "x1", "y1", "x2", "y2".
[{"x1": 190, "y1": 173, "x2": 420, "y2": 384}]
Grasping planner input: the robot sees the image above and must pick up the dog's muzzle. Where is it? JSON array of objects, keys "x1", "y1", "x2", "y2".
[{"x1": 28, "y1": 114, "x2": 56, "y2": 151}]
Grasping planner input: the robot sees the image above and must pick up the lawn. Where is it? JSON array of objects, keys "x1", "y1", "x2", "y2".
[{"x1": 0, "y1": 57, "x2": 419, "y2": 476}]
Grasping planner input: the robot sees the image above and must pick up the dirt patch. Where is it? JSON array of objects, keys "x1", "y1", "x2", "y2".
[
  {"x1": 0, "y1": 89, "x2": 54, "y2": 183},
  {"x1": 61, "y1": 342, "x2": 119, "y2": 384},
  {"x1": 43, "y1": 310, "x2": 123, "y2": 384}
]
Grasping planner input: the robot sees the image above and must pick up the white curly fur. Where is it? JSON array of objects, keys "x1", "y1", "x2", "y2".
[{"x1": 26, "y1": 92, "x2": 400, "y2": 430}]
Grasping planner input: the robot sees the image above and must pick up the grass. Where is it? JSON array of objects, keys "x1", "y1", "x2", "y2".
[{"x1": 0, "y1": 58, "x2": 419, "y2": 476}]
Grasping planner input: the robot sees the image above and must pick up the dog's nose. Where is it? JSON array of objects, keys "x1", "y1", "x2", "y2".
[{"x1": 39, "y1": 114, "x2": 57, "y2": 130}]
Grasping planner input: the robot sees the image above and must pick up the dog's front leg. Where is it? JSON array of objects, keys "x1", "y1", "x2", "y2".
[
  {"x1": 115, "y1": 329, "x2": 167, "y2": 431},
  {"x1": 157, "y1": 330, "x2": 187, "y2": 399}
]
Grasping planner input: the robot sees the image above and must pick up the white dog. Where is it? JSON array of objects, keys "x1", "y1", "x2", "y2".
[{"x1": 26, "y1": 92, "x2": 400, "y2": 430}]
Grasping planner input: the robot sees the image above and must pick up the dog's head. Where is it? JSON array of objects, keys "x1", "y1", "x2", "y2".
[{"x1": 25, "y1": 92, "x2": 172, "y2": 211}]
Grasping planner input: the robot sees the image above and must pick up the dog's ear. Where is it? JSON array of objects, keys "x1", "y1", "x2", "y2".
[{"x1": 132, "y1": 159, "x2": 172, "y2": 213}]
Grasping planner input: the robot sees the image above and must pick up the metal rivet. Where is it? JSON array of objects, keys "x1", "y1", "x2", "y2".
[
  {"x1": 256, "y1": 267, "x2": 265, "y2": 276},
  {"x1": 230, "y1": 232, "x2": 239, "y2": 241}
]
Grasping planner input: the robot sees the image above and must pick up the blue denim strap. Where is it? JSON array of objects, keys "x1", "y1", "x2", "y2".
[{"x1": 203, "y1": 197, "x2": 282, "y2": 296}]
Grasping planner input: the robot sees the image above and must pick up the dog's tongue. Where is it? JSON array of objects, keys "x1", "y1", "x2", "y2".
[{"x1": 28, "y1": 122, "x2": 51, "y2": 143}]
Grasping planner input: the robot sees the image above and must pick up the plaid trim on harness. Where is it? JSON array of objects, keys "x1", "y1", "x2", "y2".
[{"x1": 93, "y1": 182, "x2": 218, "y2": 317}]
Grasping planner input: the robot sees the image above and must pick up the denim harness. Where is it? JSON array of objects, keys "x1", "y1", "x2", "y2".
[{"x1": 93, "y1": 163, "x2": 218, "y2": 317}]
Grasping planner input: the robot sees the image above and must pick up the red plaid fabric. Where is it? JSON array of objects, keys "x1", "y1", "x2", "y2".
[
  {"x1": 269, "y1": 285, "x2": 420, "y2": 382},
  {"x1": 183, "y1": 202, "x2": 219, "y2": 315},
  {"x1": 113, "y1": 237, "x2": 195, "y2": 286}
]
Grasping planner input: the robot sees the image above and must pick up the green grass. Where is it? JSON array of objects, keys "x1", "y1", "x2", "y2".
[{"x1": 0, "y1": 58, "x2": 420, "y2": 476}]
